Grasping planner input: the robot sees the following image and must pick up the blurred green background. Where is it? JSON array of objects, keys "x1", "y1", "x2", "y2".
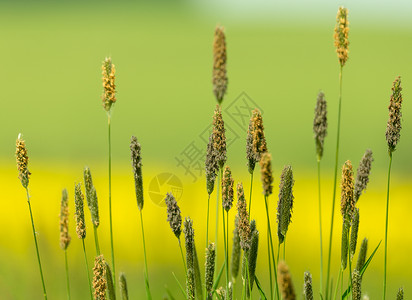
[{"x1": 1, "y1": 0, "x2": 411, "y2": 299}]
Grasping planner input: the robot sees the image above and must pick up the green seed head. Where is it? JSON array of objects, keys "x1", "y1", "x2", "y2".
[
  {"x1": 236, "y1": 183, "x2": 251, "y2": 252},
  {"x1": 354, "y1": 149, "x2": 373, "y2": 203},
  {"x1": 83, "y1": 167, "x2": 100, "y2": 227},
  {"x1": 303, "y1": 271, "x2": 314, "y2": 300},
  {"x1": 205, "y1": 243, "x2": 216, "y2": 298},
  {"x1": 341, "y1": 220, "x2": 349, "y2": 270},
  {"x1": 165, "y1": 193, "x2": 182, "y2": 239},
  {"x1": 184, "y1": 217, "x2": 195, "y2": 271},
  {"x1": 397, "y1": 287, "x2": 404, "y2": 300},
  {"x1": 352, "y1": 269, "x2": 362, "y2": 300},
  {"x1": 222, "y1": 166, "x2": 234, "y2": 212},
  {"x1": 93, "y1": 255, "x2": 107, "y2": 300},
  {"x1": 205, "y1": 133, "x2": 218, "y2": 195},
  {"x1": 386, "y1": 76, "x2": 403, "y2": 154},
  {"x1": 15, "y1": 134, "x2": 31, "y2": 189},
  {"x1": 246, "y1": 119, "x2": 256, "y2": 174},
  {"x1": 230, "y1": 215, "x2": 241, "y2": 281},
  {"x1": 186, "y1": 268, "x2": 195, "y2": 300},
  {"x1": 74, "y1": 183, "x2": 86, "y2": 239},
  {"x1": 213, "y1": 105, "x2": 227, "y2": 169},
  {"x1": 350, "y1": 208, "x2": 360, "y2": 259},
  {"x1": 212, "y1": 26, "x2": 228, "y2": 104},
  {"x1": 59, "y1": 188, "x2": 71, "y2": 250},
  {"x1": 278, "y1": 261, "x2": 296, "y2": 300},
  {"x1": 130, "y1": 136, "x2": 144, "y2": 210},
  {"x1": 251, "y1": 109, "x2": 268, "y2": 162},
  {"x1": 277, "y1": 165, "x2": 294, "y2": 244},
  {"x1": 119, "y1": 272, "x2": 129, "y2": 300},
  {"x1": 340, "y1": 160, "x2": 355, "y2": 219},
  {"x1": 105, "y1": 262, "x2": 115, "y2": 300},
  {"x1": 356, "y1": 238, "x2": 368, "y2": 273},
  {"x1": 246, "y1": 223, "x2": 259, "y2": 297},
  {"x1": 260, "y1": 152, "x2": 273, "y2": 197},
  {"x1": 313, "y1": 91, "x2": 328, "y2": 160},
  {"x1": 102, "y1": 57, "x2": 116, "y2": 112}
]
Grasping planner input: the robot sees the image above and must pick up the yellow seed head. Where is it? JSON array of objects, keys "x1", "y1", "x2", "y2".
[
  {"x1": 102, "y1": 57, "x2": 116, "y2": 112},
  {"x1": 15, "y1": 134, "x2": 31, "y2": 188},
  {"x1": 334, "y1": 7, "x2": 349, "y2": 67},
  {"x1": 212, "y1": 26, "x2": 228, "y2": 104},
  {"x1": 278, "y1": 261, "x2": 296, "y2": 300},
  {"x1": 59, "y1": 188, "x2": 71, "y2": 250},
  {"x1": 93, "y1": 255, "x2": 107, "y2": 300},
  {"x1": 340, "y1": 160, "x2": 355, "y2": 219}
]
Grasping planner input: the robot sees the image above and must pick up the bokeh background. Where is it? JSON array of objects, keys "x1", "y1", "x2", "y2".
[{"x1": 1, "y1": 0, "x2": 411, "y2": 298}]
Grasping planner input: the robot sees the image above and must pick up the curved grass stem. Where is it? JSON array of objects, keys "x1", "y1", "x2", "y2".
[
  {"x1": 383, "y1": 153, "x2": 393, "y2": 300},
  {"x1": 140, "y1": 209, "x2": 152, "y2": 300}
]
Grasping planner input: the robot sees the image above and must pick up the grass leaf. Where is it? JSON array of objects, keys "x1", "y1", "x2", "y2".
[{"x1": 254, "y1": 276, "x2": 268, "y2": 300}]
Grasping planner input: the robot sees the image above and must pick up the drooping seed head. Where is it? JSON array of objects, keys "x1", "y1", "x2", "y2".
[
  {"x1": 102, "y1": 57, "x2": 116, "y2": 111},
  {"x1": 93, "y1": 255, "x2": 107, "y2": 300},
  {"x1": 303, "y1": 271, "x2": 314, "y2": 300},
  {"x1": 354, "y1": 149, "x2": 373, "y2": 203},
  {"x1": 246, "y1": 119, "x2": 256, "y2": 174},
  {"x1": 205, "y1": 133, "x2": 219, "y2": 195},
  {"x1": 313, "y1": 91, "x2": 328, "y2": 160},
  {"x1": 130, "y1": 136, "x2": 144, "y2": 210},
  {"x1": 59, "y1": 188, "x2": 71, "y2": 250},
  {"x1": 212, "y1": 26, "x2": 228, "y2": 104},
  {"x1": 277, "y1": 165, "x2": 294, "y2": 244},
  {"x1": 15, "y1": 134, "x2": 31, "y2": 188},
  {"x1": 222, "y1": 166, "x2": 234, "y2": 211},
  {"x1": 230, "y1": 215, "x2": 241, "y2": 281},
  {"x1": 352, "y1": 269, "x2": 362, "y2": 300},
  {"x1": 356, "y1": 238, "x2": 368, "y2": 273},
  {"x1": 278, "y1": 261, "x2": 296, "y2": 300},
  {"x1": 260, "y1": 152, "x2": 273, "y2": 197},
  {"x1": 341, "y1": 220, "x2": 349, "y2": 270},
  {"x1": 340, "y1": 160, "x2": 355, "y2": 219},
  {"x1": 334, "y1": 7, "x2": 349, "y2": 67},
  {"x1": 165, "y1": 193, "x2": 182, "y2": 239},
  {"x1": 251, "y1": 109, "x2": 268, "y2": 162},
  {"x1": 213, "y1": 105, "x2": 227, "y2": 169},
  {"x1": 119, "y1": 272, "x2": 129, "y2": 300},
  {"x1": 105, "y1": 262, "x2": 115, "y2": 300},
  {"x1": 386, "y1": 76, "x2": 403, "y2": 154},
  {"x1": 397, "y1": 288, "x2": 404, "y2": 300},
  {"x1": 74, "y1": 183, "x2": 86, "y2": 239},
  {"x1": 205, "y1": 243, "x2": 216, "y2": 298},
  {"x1": 83, "y1": 167, "x2": 100, "y2": 227},
  {"x1": 236, "y1": 183, "x2": 251, "y2": 252},
  {"x1": 350, "y1": 208, "x2": 360, "y2": 259}
]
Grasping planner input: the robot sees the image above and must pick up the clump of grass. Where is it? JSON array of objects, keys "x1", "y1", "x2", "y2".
[
  {"x1": 384, "y1": 76, "x2": 403, "y2": 300},
  {"x1": 119, "y1": 273, "x2": 129, "y2": 300},
  {"x1": 84, "y1": 167, "x2": 101, "y2": 255},
  {"x1": 93, "y1": 255, "x2": 107, "y2": 300},
  {"x1": 303, "y1": 271, "x2": 313, "y2": 300},
  {"x1": 212, "y1": 25, "x2": 228, "y2": 104},
  {"x1": 60, "y1": 188, "x2": 71, "y2": 300},
  {"x1": 15, "y1": 134, "x2": 47, "y2": 299},
  {"x1": 278, "y1": 261, "x2": 296, "y2": 300}
]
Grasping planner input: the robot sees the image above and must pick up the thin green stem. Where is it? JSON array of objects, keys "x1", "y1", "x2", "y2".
[
  {"x1": 383, "y1": 153, "x2": 393, "y2": 300},
  {"x1": 326, "y1": 65, "x2": 344, "y2": 300},
  {"x1": 317, "y1": 159, "x2": 324, "y2": 294},
  {"x1": 25, "y1": 188, "x2": 47, "y2": 300},
  {"x1": 178, "y1": 238, "x2": 187, "y2": 275},
  {"x1": 93, "y1": 226, "x2": 100, "y2": 256},
  {"x1": 348, "y1": 228, "x2": 352, "y2": 300},
  {"x1": 266, "y1": 230, "x2": 273, "y2": 300},
  {"x1": 81, "y1": 239, "x2": 93, "y2": 300},
  {"x1": 226, "y1": 211, "x2": 230, "y2": 297},
  {"x1": 140, "y1": 209, "x2": 152, "y2": 300},
  {"x1": 248, "y1": 172, "x2": 254, "y2": 219},
  {"x1": 215, "y1": 168, "x2": 221, "y2": 247},
  {"x1": 206, "y1": 193, "x2": 211, "y2": 248},
  {"x1": 264, "y1": 196, "x2": 279, "y2": 300},
  {"x1": 245, "y1": 255, "x2": 252, "y2": 299},
  {"x1": 332, "y1": 268, "x2": 342, "y2": 300},
  {"x1": 283, "y1": 239, "x2": 286, "y2": 261},
  {"x1": 222, "y1": 206, "x2": 228, "y2": 295},
  {"x1": 64, "y1": 249, "x2": 71, "y2": 300},
  {"x1": 108, "y1": 113, "x2": 116, "y2": 290}
]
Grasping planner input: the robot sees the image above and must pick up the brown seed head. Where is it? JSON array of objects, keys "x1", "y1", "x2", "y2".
[
  {"x1": 15, "y1": 134, "x2": 31, "y2": 188},
  {"x1": 246, "y1": 119, "x2": 256, "y2": 174},
  {"x1": 354, "y1": 149, "x2": 373, "y2": 203},
  {"x1": 74, "y1": 183, "x2": 86, "y2": 239},
  {"x1": 205, "y1": 133, "x2": 219, "y2": 195},
  {"x1": 278, "y1": 261, "x2": 296, "y2": 300},
  {"x1": 251, "y1": 109, "x2": 268, "y2": 161},
  {"x1": 165, "y1": 193, "x2": 182, "y2": 239},
  {"x1": 313, "y1": 91, "x2": 328, "y2": 160},
  {"x1": 222, "y1": 166, "x2": 234, "y2": 212},
  {"x1": 84, "y1": 167, "x2": 100, "y2": 227},
  {"x1": 277, "y1": 165, "x2": 294, "y2": 244},
  {"x1": 386, "y1": 76, "x2": 403, "y2": 154},
  {"x1": 59, "y1": 188, "x2": 71, "y2": 250},
  {"x1": 212, "y1": 26, "x2": 228, "y2": 104},
  {"x1": 102, "y1": 57, "x2": 116, "y2": 111},
  {"x1": 212, "y1": 105, "x2": 227, "y2": 169},
  {"x1": 260, "y1": 152, "x2": 273, "y2": 197},
  {"x1": 334, "y1": 7, "x2": 349, "y2": 67},
  {"x1": 236, "y1": 183, "x2": 251, "y2": 252},
  {"x1": 340, "y1": 160, "x2": 355, "y2": 219},
  {"x1": 93, "y1": 255, "x2": 107, "y2": 300},
  {"x1": 130, "y1": 136, "x2": 144, "y2": 210}
]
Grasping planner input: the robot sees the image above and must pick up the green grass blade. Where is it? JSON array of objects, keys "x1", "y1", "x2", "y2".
[
  {"x1": 172, "y1": 272, "x2": 187, "y2": 299},
  {"x1": 213, "y1": 262, "x2": 226, "y2": 291},
  {"x1": 254, "y1": 276, "x2": 267, "y2": 300}
]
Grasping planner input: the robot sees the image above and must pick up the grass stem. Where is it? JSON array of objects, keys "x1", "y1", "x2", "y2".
[
  {"x1": 64, "y1": 249, "x2": 71, "y2": 300},
  {"x1": 108, "y1": 113, "x2": 116, "y2": 291},
  {"x1": 93, "y1": 226, "x2": 100, "y2": 256},
  {"x1": 140, "y1": 209, "x2": 152, "y2": 300},
  {"x1": 383, "y1": 152, "x2": 393, "y2": 300},
  {"x1": 206, "y1": 194, "x2": 211, "y2": 248},
  {"x1": 248, "y1": 172, "x2": 254, "y2": 219},
  {"x1": 81, "y1": 239, "x2": 93, "y2": 300},
  {"x1": 317, "y1": 159, "x2": 324, "y2": 294},
  {"x1": 178, "y1": 238, "x2": 187, "y2": 275}
]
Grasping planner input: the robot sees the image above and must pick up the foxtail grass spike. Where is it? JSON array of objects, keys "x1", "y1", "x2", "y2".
[
  {"x1": 193, "y1": 246, "x2": 204, "y2": 300},
  {"x1": 105, "y1": 262, "x2": 115, "y2": 300},
  {"x1": 334, "y1": 7, "x2": 349, "y2": 67},
  {"x1": 74, "y1": 183, "x2": 86, "y2": 240},
  {"x1": 228, "y1": 282, "x2": 233, "y2": 300},
  {"x1": 83, "y1": 167, "x2": 100, "y2": 227},
  {"x1": 213, "y1": 105, "x2": 227, "y2": 168},
  {"x1": 93, "y1": 255, "x2": 107, "y2": 300},
  {"x1": 354, "y1": 149, "x2": 373, "y2": 203},
  {"x1": 251, "y1": 109, "x2": 268, "y2": 162},
  {"x1": 246, "y1": 119, "x2": 256, "y2": 174},
  {"x1": 386, "y1": 76, "x2": 403, "y2": 154},
  {"x1": 130, "y1": 136, "x2": 144, "y2": 210},
  {"x1": 187, "y1": 268, "x2": 195, "y2": 300},
  {"x1": 397, "y1": 288, "x2": 404, "y2": 300},
  {"x1": 278, "y1": 261, "x2": 296, "y2": 300},
  {"x1": 313, "y1": 91, "x2": 328, "y2": 160},
  {"x1": 16, "y1": 134, "x2": 31, "y2": 188},
  {"x1": 60, "y1": 188, "x2": 71, "y2": 250},
  {"x1": 236, "y1": 183, "x2": 251, "y2": 252},
  {"x1": 216, "y1": 287, "x2": 226, "y2": 300},
  {"x1": 222, "y1": 166, "x2": 234, "y2": 212},
  {"x1": 102, "y1": 57, "x2": 116, "y2": 111},
  {"x1": 356, "y1": 238, "x2": 368, "y2": 273},
  {"x1": 184, "y1": 218, "x2": 195, "y2": 291},
  {"x1": 230, "y1": 215, "x2": 241, "y2": 281},
  {"x1": 350, "y1": 208, "x2": 360, "y2": 259},
  {"x1": 205, "y1": 243, "x2": 216, "y2": 299},
  {"x1": 352, "y1": 269, "x2": 361, "y2": 300},
  {"x1": 165, "y1": 193, "x2": 182, "y2": 239},
  {"x1": 341, "y1": 160, "x2": 355, "y2": 219},
  {"x1": 212, "y1": 25, "x2": 228, "y2": 104},
  {"x1": 260, "y1": 152, "x2": 273, "y2": 197},
  {"x1": 303, "y1": 271, "x2": 314, "y2": 300},
  {"x1": 246, "y1": 223, "x2": 259, "y2": 297},
  {"x1": 341, "y1": 220, "x2": 349, "y2": 270},
  {"x1": 205, "y1": 133, "x2": 219, "y2": 195},
  {"x1": 277, "y1": 165, "x2": 294, "y2": 244},
  {"x1": 119, "y1": 273, "x2": 128, "y2": 300}
]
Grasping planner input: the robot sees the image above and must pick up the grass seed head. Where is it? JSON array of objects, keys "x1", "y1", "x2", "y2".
[
  {"x1": 303, "y1": 271, "x2": 314, "y2": 300},
  {"x1": 354, "y1": 149, "x2": 373, "y2": 203},
  {"x1": 251, "y1": 109, "x2": 268, "y2": 162},
  {"x1": 205, "y1": 242, "x2": 216, "y2": 298},
  {"x1": 130, "y1": 136, "x2": 144, "y2": 210},
  {"x1": 246, "y1": 119, "x2": 256, "y2": 174},
  {"x1": 59, "y1": 188, "x2": 71, "y2": 250},
  {"x1": 165, "y1": 193, "x2": 182, "y2": 239},
  {"x1": 350, "y1": 208, "x2": 360, "y2": 259},
  {"x1": 397, "y1": 288, "x2": 404, "y2": 300},
  {"x1": 84, "y1": 167, "x2": 100, "y2": 227},
  {"x1": 356, "y1": 238, "x2": 368, "y2": 273},
  {"x1": 236, "y1": 183, "x2": 251, "y2": 252},
  {"x1": 102, "y1": 57, "x2": 116, "y2": 111},
  {"x1": 246, "y1": 223, "x2": 259, "y2": 296},
  {"x1": 260, "y1": 152, "x2": 273, "y2": 197},
  {"x1": 213, "y1": 105, "x2": 227, "y2": 169},
  {"x1": 352, "y1": 269, "x2": 362, "y2": 300},
  {"x1": 93, "y1": 255, "x2": 107, "y2": 300},
  {"x1": 230, "y1": 215, "x2": 241, "y2": 281},
  {"x1": 205, "y1": 133, "x2": 219, "y2": 195},
  {"x1": 186, "y1": 268, "x2": 195, "y2": 300},
  {"x1": 119, "y1": 272, "x2": 129, "y2": 300},
  {"x1": 74, "y1": 183, "x2": 86, "y2": 239},
  {"x1": 341, "y1": 220, "x2": 349, "y2": 270},
  {"x1": 313, "y1": 91, "x2": 328, "y2": 160},
  {"x1": 277, "y1": 165, "x2": 294, "y2": 244},
  {"x1": 386, "y1": 76, "x2": 403, "y2": 154},
  {"x1": 222, "y1": 166, "x2": 234, "y2": 212},
  {"x1": 212, "y1": 25, "x2": 228, "y2": 104},
  {"x1": 278, "y1": 261, "x2": 296, "y2": 300},
  {"x1": 105, "y1": 262, "x2": 115, "y2": 300},
  {"x1": 16, "y1": 134, "x2": 31, "y2": 188},
  {"x1": 340, "y1": 160, "x2": 355, "y2": 219},
  {"x1": 334, "y1": 7, "x2": 349, "y2": 66},
  {"x1": 184, "y1": 217, "x2": 195, "y2": 270}
]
